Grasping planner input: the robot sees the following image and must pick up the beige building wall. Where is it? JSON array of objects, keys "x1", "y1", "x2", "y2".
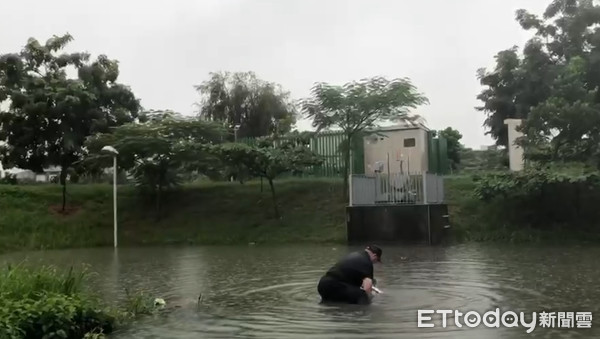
[
  {"x1": 363, "y1": 127, "x2": 429, "y2": 175},
  {"x1": 504, "y1": 118, "x2": 525, "y2": 171}
]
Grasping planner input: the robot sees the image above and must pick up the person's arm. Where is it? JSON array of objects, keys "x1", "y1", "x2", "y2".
[{"x1": 361, "y1": 277, "x2": 373, "y2": 294}]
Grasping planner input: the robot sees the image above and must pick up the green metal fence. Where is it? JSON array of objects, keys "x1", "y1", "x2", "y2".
[
  {"x1": 239, "y1": 129, "x2": 449, "y2": 178},
  {"x1": 239, "y1": 131, "x2": 364, "y2": 178},
  {"x1": 427, "y1": 131, "x2": 450, "y2": 175}
]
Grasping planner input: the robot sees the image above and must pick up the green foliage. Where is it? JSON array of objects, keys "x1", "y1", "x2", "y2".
[
  {"x1": 0, "y1": 173, "x2": 18, "y2": 185},
  {"x1": 0, "y1": 33, "x2": 140, "y2": 211},
  {"x1": 472, "y1": 168, "x2": 600, "y2": 229},
  {"x1": 438, "y1": 127, "x2": 463, "y2": 170},
  {"x1": 84, "y1": 110, "x2": 227, "y2": 219},
  {"x1": 477, "y1": 0, "x2": 600, "y2": 167},
  {"x1": 0, "y1": 264, "x2": 114, "y2": 339},
  {"x1": 300, "y1": 76, "x2": 428, "y2": 197},
  {"x1": 0, "y1": 293, "x2": 114, "y2": 339},
  {"x1": 0, "y1": 264, "x2": 89, "y2": 298},
  {"x1": 458, "y1": 147, "x2": 508, "y2": 172},
  {"x1": 194, "y1": 71, "x2": 297, "y2": 138},
  {"x1": 211, "y1": 133, "x2": 323, "y2": 218},
  {"x1": 122, "y1": 289, "x2": 159, "y2": 318}
]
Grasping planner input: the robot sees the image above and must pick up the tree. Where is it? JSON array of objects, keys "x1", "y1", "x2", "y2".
[
  {"x1": 0, "y1": 34, "x2": 140, "y2": 212},
  {"x1": 84, "y1": 110, "x2": 226, "y2": 220},
  {"x1": 520, "y1": 56, "x2": 600, "y2": 166},
  {"x1": 439, "y1": 127, "x2": 464, "y2": 171},
  {"x1": 476, "y1": 42, "x2": 555, "y2": 147},
  {"x1": 211, "y1": 132, "x2": 322, "y2": 218},
  {"x1": 477, "y1": 0, "x2": 600, "y2": 167},
  {"x1": 194, "y1": 71, "x2": 297, "y2": 139},
  {"x1": 300, "y1": 76, "x2": 428, "y2": 199}
]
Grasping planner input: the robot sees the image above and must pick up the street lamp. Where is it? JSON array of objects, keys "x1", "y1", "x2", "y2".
[
  {"x1": 101, "y1": 145, "x2": 119, "y2": 248},
  {"x1": 230, "y1": 124, "x2": 241, "y2": 182},
  {"x1": 233, "y1": 124, "x2": 241, "y2": 142}
]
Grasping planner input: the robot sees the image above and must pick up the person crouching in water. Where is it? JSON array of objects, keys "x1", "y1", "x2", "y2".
[{"x1": 317, "y1": 245, "x2": 382, "y2": 305}]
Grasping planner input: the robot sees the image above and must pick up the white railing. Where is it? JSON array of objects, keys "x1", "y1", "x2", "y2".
[{"x1": 349, "y1": 172, "x2": 444, "y2": 206}]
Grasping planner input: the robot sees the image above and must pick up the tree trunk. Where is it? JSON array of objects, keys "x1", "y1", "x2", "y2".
[
  {"x1": 268, "y1": 177, "x2": 280, "y2": 219},
  {"x1": 260, "y1": 177, "x2": 263, "y2": 193}
]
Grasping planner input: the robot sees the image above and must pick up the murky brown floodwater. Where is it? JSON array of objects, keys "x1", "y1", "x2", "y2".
[{"x1": 2, "y1": 244, "x2": 599, "y2": 338}]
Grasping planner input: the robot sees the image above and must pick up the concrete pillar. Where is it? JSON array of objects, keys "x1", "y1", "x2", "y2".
[{"x1": 504, "y1": 118, "x2": 524, "y2": 171}]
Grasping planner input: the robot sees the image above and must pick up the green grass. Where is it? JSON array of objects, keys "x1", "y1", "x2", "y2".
[
  {"x1": 0, "y1": 264, "x2": 110, "y2": 338},
  {"x1": 0, "y1": 263, "x2": 158, "y2": 338},
  {"x1": 3, "y1": 174, "x2": 598, "y2": 254},
  {"x1": 0, "y1": 178, "x2": 347, "y2": 253}
]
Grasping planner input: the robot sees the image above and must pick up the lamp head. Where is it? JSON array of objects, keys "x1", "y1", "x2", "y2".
[{"x1": 101, "y1": 146, "x2": 119, "y2": 155}]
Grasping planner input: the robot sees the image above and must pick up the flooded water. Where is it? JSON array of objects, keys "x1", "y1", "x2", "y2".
[{"x1": 2, "y1": 244, "x2": 599, "y2": 338}]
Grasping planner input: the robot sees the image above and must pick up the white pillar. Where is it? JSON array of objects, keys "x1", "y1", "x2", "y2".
[
  {"x1": 113, "y1": 156, "x2": 118, "y2": 248},
  {"x1": 504, "y1": 119, "x2": 524, "y2": 171}
]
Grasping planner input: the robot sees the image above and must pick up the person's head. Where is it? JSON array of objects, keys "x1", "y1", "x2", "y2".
[{"x1": 365, "y1": 245, "x2": 382, "y2": 263}]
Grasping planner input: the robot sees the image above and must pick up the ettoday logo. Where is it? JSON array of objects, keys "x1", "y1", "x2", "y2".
[{"x1": 417, "y1": 309, "x2": 592, "y2": 333}]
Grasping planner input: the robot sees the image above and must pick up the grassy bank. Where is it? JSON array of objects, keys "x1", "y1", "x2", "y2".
[
  {"x1": 0, "y1": 263, "x2": 156, "y2": 338},
  {"x1": 2, "y1": 175, "x2": 598, "y2": 254},
  {"x1": 0, "y1": 179, "x2": 347, "y2": 253},
  {"x1": 445, "y1": 174, "x2": 600, "y2": 244}
]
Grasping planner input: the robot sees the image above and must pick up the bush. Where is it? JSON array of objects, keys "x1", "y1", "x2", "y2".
[
  {"x1": 0, "y1": 264, "x2": 115, "y2": 339},
  {"x1": 0, "y1": 293, "x2": 114, "y2": 339},
  {"x1": 0, "y1": 173, "x2": 18, "y2": 185},
  {"x1": 472, "y1": 169, "x2": 600, "y2": 230}
]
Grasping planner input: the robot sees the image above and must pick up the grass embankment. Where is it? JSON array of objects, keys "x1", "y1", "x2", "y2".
[
  {"x1": 445, "y1": 174, "x2": 600, "y2": 244},
  {"x1": 0, "y1": 264, "x2": 156, "y2": 338},
  {"x1": 0, "y1": 179, "x2": 347, "y2": 254},
  {"x1": 3, "y1": 175, "x2": 594, "y2": 253}
]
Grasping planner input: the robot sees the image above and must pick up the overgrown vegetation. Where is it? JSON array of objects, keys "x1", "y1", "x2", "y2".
[
  {"x1": 0, "y1": 264, "x2": 130, "y2": 338},
  {"x1": 0, "y1": 263, "x2": 167, "y2": 339},
  {"x1": 444, "y1": 166, "x2": 600, "y2": 243}
]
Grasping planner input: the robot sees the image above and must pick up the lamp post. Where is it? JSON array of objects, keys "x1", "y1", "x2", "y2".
[
  {"x1": 233, "y1": 124, "x2": 241, "y2": 142},
  {"x1": 101, "y1": 145, "x2": 119, "y2": 248},
  {"x1": 230, "y1": 124, "x2": 241, "y2": 182}
]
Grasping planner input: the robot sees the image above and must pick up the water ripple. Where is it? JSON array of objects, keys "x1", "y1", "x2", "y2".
[{"x1": 3, "y1": 245, "x2": 600, "y2": 338}]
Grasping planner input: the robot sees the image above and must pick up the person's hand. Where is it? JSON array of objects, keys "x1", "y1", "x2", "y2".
[{"x1": 362, "y1": 278, "x2": 373, "y2": 294}]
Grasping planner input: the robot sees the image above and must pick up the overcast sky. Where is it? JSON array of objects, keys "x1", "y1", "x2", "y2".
[{"x1": 0, "y1": 0, "x2": 551, "y2": 148}]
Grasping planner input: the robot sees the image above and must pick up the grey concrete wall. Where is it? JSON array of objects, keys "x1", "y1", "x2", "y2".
[{"x1": 346, "y1": 204, "x2": 449, "y2": 245}]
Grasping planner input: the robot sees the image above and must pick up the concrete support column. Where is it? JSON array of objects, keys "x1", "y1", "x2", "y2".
[{"x1": 504, "y1": 119, "x2": 524, "y2": 171}]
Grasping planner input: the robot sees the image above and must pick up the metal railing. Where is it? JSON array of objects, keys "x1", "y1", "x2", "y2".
[{"x1": 349, "y1": 172, "x2": 445, "y2": 206}]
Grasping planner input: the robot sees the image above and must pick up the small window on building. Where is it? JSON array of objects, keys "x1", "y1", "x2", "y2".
[{"x1": 404, "y1": 138, "x2": 416, "y2": 147}]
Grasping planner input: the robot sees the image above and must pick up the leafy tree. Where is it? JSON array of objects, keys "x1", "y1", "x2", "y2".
[
  {"x1": 0, "y1": 34, "x2": 140, "y2": 212},
  {"x1": 194, "y1": 71, "x2": 297, "y2": 139},
  {"x1": 519, "y1": 56, "x2": 600, "y2": 166},
  {"x1": 477, "y1": 0, "x2": 600, "y2": 167},
  {"x1": 211, "y1": 132, "x2": 322, "y2": 218},
  {"x1": 300, "y1": 76, "x2": 428, "y2": 198},
  {"x1": 84, "y1": 110, "x2": 226, "y2": 220},
  {"x1": 439, "y1": 127, "x2": 464, "y2": 171}
]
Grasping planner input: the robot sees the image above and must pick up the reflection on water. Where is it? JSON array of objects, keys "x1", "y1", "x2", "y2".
[{"x1": 2, "y1": 244, "x2": 600, "y2": 338}]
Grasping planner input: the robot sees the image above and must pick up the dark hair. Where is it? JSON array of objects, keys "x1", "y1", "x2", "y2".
[{"x1": 366, "y1": 245, "x2": 382, "y2": 261}]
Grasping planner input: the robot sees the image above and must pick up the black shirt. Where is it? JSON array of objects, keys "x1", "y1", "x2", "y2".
[{"x1": 324, "y1": 250, "x2": 374, "y2": 287}]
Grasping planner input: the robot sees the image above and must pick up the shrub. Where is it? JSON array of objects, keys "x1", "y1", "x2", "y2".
[
  {"x1": 472, "y1": 169, "x2": 600, "y2": 230},
  {"x1": 0, "y1": 264, "x2": 115, "y2": 339}
]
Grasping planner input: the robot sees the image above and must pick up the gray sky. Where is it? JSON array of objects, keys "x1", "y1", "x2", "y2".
[{"x1": 0, "y1": 0, "x2": 550, "y2": 148}]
